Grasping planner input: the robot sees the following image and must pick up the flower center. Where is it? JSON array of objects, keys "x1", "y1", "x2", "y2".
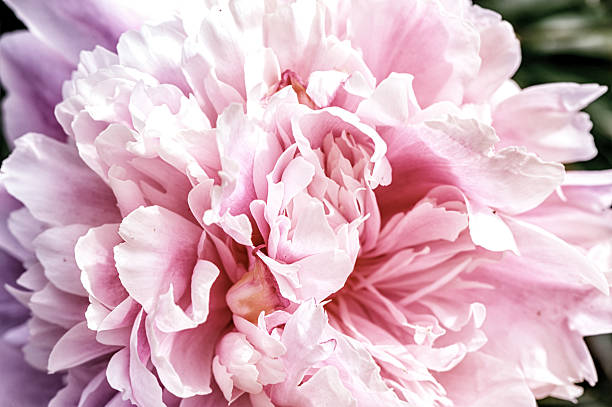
[
  {"x1": 274, "y1": 70, "x2": 318, "y2": 109},
  {"x1": 225, "y1": 258, "x2": 288, "y2": 323}
]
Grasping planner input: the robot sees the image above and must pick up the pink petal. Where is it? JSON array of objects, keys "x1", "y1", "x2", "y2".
[
  {"x1": 0, "y1": 182, "x2": 28, "y2": 261},
  {"x1": 106, "y1": 310, "x2": 164, "y2": 407},
  {"x1": 464, "y1": 6, "x2": 521, "y2": 102},
  {"x1": 147, "y1": 305, "x2": 231, "y2": 398},
  {"x1": 0, "y1": 31, "x2": 71, "y2": 143},
  {"x1": 48, "y1": 322, "x2": 116, "y2": 373},
  {"x1": 0, "y1": 339, "x2": 63, "y2": 406},
  {"x1": 1, "y1": 133, "x2": 120, "y2": 227},
  {"x1": 437, "y1": 352, "x2": 536, "y2": 407},
  {"x1": 493, "y1": 83, "x2": 606, "y2": 163},
  {"x1": 5, "y1": 0, "x2": 185, "y2": 63},
  {"x1": 346, "y1": 0, "x2": 480, "y2": 106},
  {"x1": 75, "y1": 224, "x2": 127, "y2": 309},
  {"x1": 376, "y1": 117, "x2": 564, "y2": 217},
  {"x1": 520, "y1": 169, "x2": 612, "y2": 249},
  {"x1": 34, "y1": 224, "x2": 91, "y2": 296},
  {"x1": 114, "y1": 205, "x2": 201, "y2": 314}
]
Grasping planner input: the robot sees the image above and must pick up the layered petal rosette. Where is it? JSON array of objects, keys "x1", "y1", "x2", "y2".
[{"x1": 0, "y1": 0, "x2": 611, "y2": 406}]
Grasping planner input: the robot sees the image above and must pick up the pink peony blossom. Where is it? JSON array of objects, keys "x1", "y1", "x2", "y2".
[{"x1": 0, "y1": 0, "x2": 611, "y2": 406}]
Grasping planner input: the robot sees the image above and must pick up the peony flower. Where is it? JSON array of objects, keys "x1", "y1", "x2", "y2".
[{"x1": 0, "y1": 0, "x2": 611, "y2": 406}]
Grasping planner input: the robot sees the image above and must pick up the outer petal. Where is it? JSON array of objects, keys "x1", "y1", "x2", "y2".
[
  {"x1": 48, "y1": 322, "x2": 116, "y2": 373},
  {"x1": 375, "y1": 117, "x2": 565, "y2": 217},
  {"x1": 0, "y1": 182, "x2": 28, "y2": 261},
  {"x1": 0, "y1": 339, "x2": 63, "y2": 407},
  {"x1": 0, "y1": 31, "x2": 72, "y2": 143},
  {"x1": 0, "y1": 250, "x2": 27, "y2": 332},
  {"x1": 493, "y1": 83, "x2": 606, "y2": 163},
  {"x1": 520, "y1": 170, "x2": 612, "y2": 249},
  {"x1": 33, "y1": 224, "x2": 91, "y2": 296},
  {"x1": 498, "y1": 217, "x2": 608, "y2": 293},
  {"x1": 470, "y1": 218, "x2": 612, "y2": 400},
  {"x1": 4, "y1": 0, "x2": 193, "y2": 63},
  {"x1": 436, "y1": 352, "x2": 536, "y2": 407},
  {"x1": 1, "y1": 133, "x2": 120, "y2": 227}
]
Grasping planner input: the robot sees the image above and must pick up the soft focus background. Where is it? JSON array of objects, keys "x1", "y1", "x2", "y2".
[{"x1": 0, "y1": 0, "x2": 611, "y2": 405}]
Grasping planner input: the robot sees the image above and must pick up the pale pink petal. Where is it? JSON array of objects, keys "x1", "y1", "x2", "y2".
[
  {"x1": 29, "y1": 284, "x2": 88, "y2": 330},
  {"x1": 114, "y1": 205, "x2": 201, "y2": 314},
  {"x1": 146, "y1": 305, "x2": 231, "y2": 398},
  {"x1": 4, "y1": 0, "x2": 189, "y2": 63},
  {"x1": 0, "y1": 182, "x2": 28, "y2": 261},
  {"x1": 117, "y1": 21, "x2": 190, "y2": 93},
  {"x1": 376, "y1": 117, "x2": 565, "y2": 217},
  {"x1": 264, "y1": 0, "x2": 325, "y2": 81},
  {"x1": 498, "y1": 217, "x2": 608, "y2": 293},
  {"x1": 75, "y1": 224, "x2": 127, "y2": 309},
  {"x1": 48, "y1": 322, "x2": 116, "y2": 373},
  {"x1": 292, "y1": 365, "x2": 355, "y2": 406},
  {"x1": 370, "y1": 186, "x2": 468, "y2": 257},
  {"x1": 437, "y1": 352, "x2": 536, "y2": 407},
  {"x1": 493, "y1": 83, "x2": 606, "y2": 163},
  {"x1": 260, "y1": 249, "x2": 353, "y2": 303},
  {"x1": 469, "y1": 219, "x2": 612, "y2": 399},
  {"x1": 34, "y1": 224, "x2": 91, "y2": 296},
  {"x1": 7, "y1": 206, "x2": 45, "y2": 257},
  {"x1": 520, "y1": 170, "x2": 612, "y2": 249},
  {"x1": 463, "y1": 6, "x2": 521, "y2": 102},
  {"x1": 465, "y1": 198, "x2": 518, "y2": 254},
  {"x1": 356, "y1": 73, "x2": 421, "y2": 126},
  {"x1": 346, "y1": 0, "x2": 480, "y2": 106},
  {"x1": 22, "y1": 317, "x2": 65, "y2": 371},
  {"x1": 1, "y1": 133, "x2": 120, "y2": 226},
  {"x1": 106, "y1": 310, "x2": 165, "y2": 407}
]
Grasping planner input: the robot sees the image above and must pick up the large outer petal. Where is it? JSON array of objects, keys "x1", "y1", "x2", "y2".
[
  {"x1": 519, "y1": 170, "x2": 612, "y2": 249},
  {"x1": 436, "y1": 352, "x2": 536, "y2": 407},
  {"x1": 4, "y1": 0, "x2": 194, "y2": 63},
  {"x1": 470, "y1": 217, "x2": 612, "y2": 400},
  {"x1": 0, "y1": 339, "x2": 63, "y2": 407},
  {"x1": 1, "y1": 133, "x2": 120, "y2": 227},
  {"x1": 0, "y1": 250, "x2": 27, "y2": 332},
  {"x1": 492, "y1": 83, "x2": 606, "y2": 163},
  {"x1": 374, "y1": 117, "x2": 564, "y2": 217},
  {"x1": 0, "y1": 32, "x2": 72, "y2": 144}
]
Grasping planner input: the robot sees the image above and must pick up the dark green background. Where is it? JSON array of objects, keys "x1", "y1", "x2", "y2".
[{"x1": 1, "y1": 1, "x2": 611, "y2": 405}]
